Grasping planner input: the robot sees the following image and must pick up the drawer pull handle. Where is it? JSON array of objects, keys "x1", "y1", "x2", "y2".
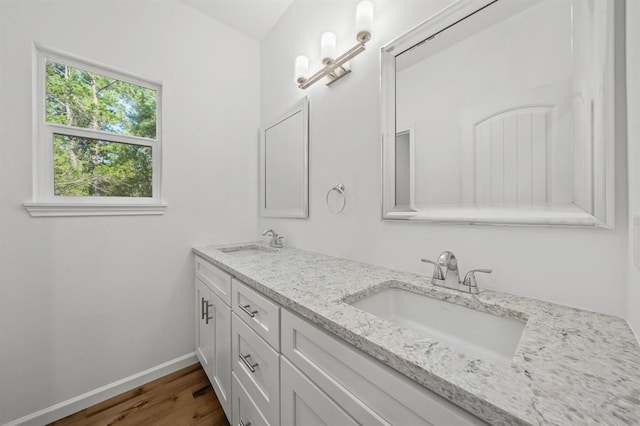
[
  {"x1": 239, "y1": 353, "x2": 258, "y2": 373},
  {"x1": 201, "y1": 297, "x2": 206, "y2": 320},
  {"x1": 239, "y1": 421, "x2": 251, "y2": 426},
  {"x1": 238, "y1": 304, "x2": 258, "y2": 318},
  {"x1": 205, "y1": 301, "x2": 214, "y2": 324}
]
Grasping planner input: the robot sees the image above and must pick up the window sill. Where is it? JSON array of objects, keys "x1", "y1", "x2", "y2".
[{"x1": 23, "y1": 202, "x2": 168, "y2": 217}]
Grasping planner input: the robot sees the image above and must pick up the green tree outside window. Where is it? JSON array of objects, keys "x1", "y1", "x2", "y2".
[{"x1": 45, "y1": 59, "x2": 157, "y2": 197}]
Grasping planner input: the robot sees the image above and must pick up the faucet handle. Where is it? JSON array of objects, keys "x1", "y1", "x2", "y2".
[
  {"x1": 262, "y1": 228, "x2": 275, "y2": 237},
  {"x1": 463, "y1": 269, "x2": 492, "y2": 289},
  {"x1": 421, "y1": 258, "x2": 444, "y2": 280}
]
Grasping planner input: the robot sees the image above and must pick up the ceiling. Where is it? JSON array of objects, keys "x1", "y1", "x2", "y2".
[{"x1": 181, "y1": 0, "x2": 295, "y2": 41}]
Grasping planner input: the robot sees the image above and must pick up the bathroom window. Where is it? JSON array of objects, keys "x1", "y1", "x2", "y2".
[{"x1": 25, "y1": 48, "x2": 165, "y2": 216}]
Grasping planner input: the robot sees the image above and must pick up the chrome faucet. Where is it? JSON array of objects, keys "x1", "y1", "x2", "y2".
[
  {"x1": 262, "y1": 229, "x2": 283, "y2": 248},
  {"x1": 421, "y1": 251, "x2": 491, "y2": 295}
]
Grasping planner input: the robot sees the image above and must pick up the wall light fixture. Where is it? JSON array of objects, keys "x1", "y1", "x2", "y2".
[{"x1": 295, "y1": 1, "x2": 374, "y2": 89}]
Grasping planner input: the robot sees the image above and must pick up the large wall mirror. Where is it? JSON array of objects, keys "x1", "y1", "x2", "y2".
[
  {"x1": 260, "y1": 97, "x2": 309, "y2": 218},
  {"x1": 381, "y1": 0, "x2": 615, "y2": 227}
]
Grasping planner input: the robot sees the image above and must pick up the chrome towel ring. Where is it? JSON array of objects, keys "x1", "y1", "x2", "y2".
[{"x1": 326, "y1": 184, "x2": 346, "y2": 214}]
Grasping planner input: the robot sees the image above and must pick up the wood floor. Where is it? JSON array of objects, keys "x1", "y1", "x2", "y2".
[{"x1": 49, "y1": 363, "x2": 230, "y2": 426}]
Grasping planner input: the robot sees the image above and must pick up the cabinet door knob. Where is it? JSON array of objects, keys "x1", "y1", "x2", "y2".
[
  {"x1": 239, "y1": 353, "x2": 258, "y2": 373},
  {"x1": 238, "y1": 304, "x2": 258, "y2": 318}
]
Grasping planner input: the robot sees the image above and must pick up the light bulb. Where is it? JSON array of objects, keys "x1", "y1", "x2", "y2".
[
  {"x1": 356, "y1": 1, "x2": 374, "y2": 42},
  {"x1": 320, "y1": 32, "x2": 337, "y2": 65},
  {"x1": 294, "y1": 55, "x2": 309, "y2": 84}
]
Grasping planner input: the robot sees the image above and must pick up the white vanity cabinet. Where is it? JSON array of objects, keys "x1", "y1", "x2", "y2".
[
  {"x1": 195, "y1": 253, "x2": 485, "y2": 426},
  {"x1": 194, "y1": 257, "x2": 232, "y2": 421}
]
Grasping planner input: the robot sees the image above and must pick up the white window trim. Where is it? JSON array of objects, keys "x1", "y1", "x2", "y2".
[{"x1": 25, "y1": 45, "x2": 166, "y2": 217}]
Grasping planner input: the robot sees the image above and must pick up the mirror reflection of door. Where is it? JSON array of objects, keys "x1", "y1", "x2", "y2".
[{"x1": 397, "y1": 0, "x2": 573, "y2": 208}]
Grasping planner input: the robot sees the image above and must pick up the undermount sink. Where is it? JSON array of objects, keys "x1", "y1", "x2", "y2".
[
  {"x1": 219, "y1": 245, "x2": 277, "y2": 257},
  {"x1": 349, "y1": 286, "x2": 526, "y2": 367}
]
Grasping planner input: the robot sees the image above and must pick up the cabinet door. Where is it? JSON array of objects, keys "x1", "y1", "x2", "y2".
[
  {"x1": 210, "y1": 293, "x2": 232, "y2": 421},
  {"x1": 195, "y1": 278, "x2": 212, "y2": 370},
  {"x1": 281, "y1": 358, "x2": 360, "y2": 426}
]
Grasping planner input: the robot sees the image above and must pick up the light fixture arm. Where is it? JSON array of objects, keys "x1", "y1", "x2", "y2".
[{"x1": 298, "y1": 41, "x2": 367, "y2": 89}]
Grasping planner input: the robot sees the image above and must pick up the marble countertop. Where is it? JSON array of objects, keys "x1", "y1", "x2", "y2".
[{"x1": 193, "y1": 242, "x2": 640, "y2": 425}]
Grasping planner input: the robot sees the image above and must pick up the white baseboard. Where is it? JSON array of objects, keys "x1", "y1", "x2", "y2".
[{"x1": 4, "y1": 352, "x2": 198, "y2": 426}]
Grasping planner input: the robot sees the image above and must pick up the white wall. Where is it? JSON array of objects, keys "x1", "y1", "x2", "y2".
[
  {"x1": 0, "y1": 0, "x2": 259, "y2": 423},
  {"x1": 627, "y1": 1, "x2": 640, "y2": 339},
  {"x1": 260, "y1": 0, "x2": 628, "y2": 316}
]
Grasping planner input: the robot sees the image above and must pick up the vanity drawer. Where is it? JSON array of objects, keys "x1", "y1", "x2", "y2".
[
  {"x1": 232, "y1": 278, "x2": 280, "y2": 350},
  {"x1": 281, "y1": 309, "x2": 486, "y2": 426},
  {"x1": 232, "y1": 313, "x2": 280, "y2": 426},
  {"x1": 232, "y1": 372, "x2": 272, "y2": 426},
  {"x1": 195, "y1": 256, "x2": 232, "y2": 306}
]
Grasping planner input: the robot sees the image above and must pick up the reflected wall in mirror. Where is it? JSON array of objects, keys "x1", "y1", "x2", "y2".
[
  {"x1": 381, "y1": 0, "x2": 615, "y2": 227},
  {"x1": 260, "y1": 97, "x2": 309, "y2": 218}
]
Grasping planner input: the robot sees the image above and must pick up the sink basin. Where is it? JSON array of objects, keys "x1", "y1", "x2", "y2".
[
  {"x1": 349, "y1": 287, "x2": 525, "y2": 366},
  {"x1": 219, "y1": 245, "x2": 277, "y2": 257}
]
